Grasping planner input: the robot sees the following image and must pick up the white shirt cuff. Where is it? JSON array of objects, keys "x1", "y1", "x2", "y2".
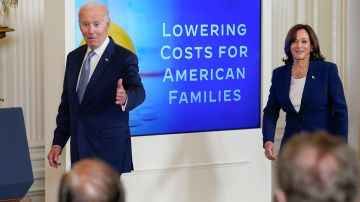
[{"x1": 121, "y1": 97, "x2": 128, "y2": 111}]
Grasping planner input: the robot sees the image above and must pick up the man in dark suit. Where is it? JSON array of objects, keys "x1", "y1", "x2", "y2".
[{"x1": 47, "y1": 2, "x2": 145, "y2": 173}]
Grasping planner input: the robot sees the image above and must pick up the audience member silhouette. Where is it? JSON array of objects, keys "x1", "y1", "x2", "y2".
[
  {"x1": 275, "y1": 131, "x2": 359, "y2": 202},
  {"x1": 59, "y1": 158, "x2": 125, "y2": 202}
]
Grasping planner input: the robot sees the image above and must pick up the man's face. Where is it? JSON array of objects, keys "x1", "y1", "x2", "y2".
[{"x1": 79, "y1": 7, "x2": 109, "y2": 50}]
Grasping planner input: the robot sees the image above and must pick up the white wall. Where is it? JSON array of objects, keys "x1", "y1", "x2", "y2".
[
  {"x1": 346, "y1": 0, "x2": 360, "y2": 151},
  {"x1": 122, "y1": 130, "x2": 271, "y2": 202},
  {"x1": 44, "y1": 1, "x2": 68, "y2": 201}
]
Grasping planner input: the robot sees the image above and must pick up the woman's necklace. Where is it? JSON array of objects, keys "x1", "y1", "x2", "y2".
[{"x1": 291, "y1": 63, "x2": 308, "y2": 79}]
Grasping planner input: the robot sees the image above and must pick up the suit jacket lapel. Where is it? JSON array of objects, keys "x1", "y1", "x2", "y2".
[
  {"x1": 80, "y1": 38, "x2": 116, "y2": 106},
  {"x1": 299, "y1": 61, "x2": 320, "y2": 112},
  {"x1": 278, "y1": 64, "x2": 297, "y2": 113},
  {"x1": 70, "y1": 47, "x2": 87, "y2": 107}
]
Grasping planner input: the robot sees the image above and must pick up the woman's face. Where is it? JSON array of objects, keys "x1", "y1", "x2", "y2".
[{"x1": 290, "y1": 29, "x2": 312, "y2": 62}]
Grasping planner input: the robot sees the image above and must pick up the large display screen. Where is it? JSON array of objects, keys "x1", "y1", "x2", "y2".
[{"x1": 75, "y1": 0, "x2": 261, "y2": 136}]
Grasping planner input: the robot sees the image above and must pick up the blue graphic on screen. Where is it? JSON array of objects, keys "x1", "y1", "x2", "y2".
[{"x1": 75, "y1": 0, "x2": 261, "y2": 136}]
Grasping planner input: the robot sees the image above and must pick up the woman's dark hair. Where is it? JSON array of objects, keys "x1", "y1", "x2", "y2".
[{"x1": 283, "y1": 24, "x2": 325, "y2": 64}]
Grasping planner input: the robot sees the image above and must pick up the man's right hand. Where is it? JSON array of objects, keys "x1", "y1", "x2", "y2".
[
  {"x1": 264, "y1": 141, "x2": 277, "y2": 160},
  {"x1": 47, "y1": 146, "x2": 62, "y2": 168}
]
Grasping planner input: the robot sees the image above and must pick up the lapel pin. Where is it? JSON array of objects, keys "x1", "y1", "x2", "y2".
[
  {"x1": 311, "y1": 75, "x2": 315, "y2": 79},
  {"x1": 105, "y1": 58, "x2": 109, "y2": 62}
]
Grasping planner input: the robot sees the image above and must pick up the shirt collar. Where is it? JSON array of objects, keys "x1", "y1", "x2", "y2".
[{"x1": 86, "y1": 36, "x2": 110, "y2": 57}]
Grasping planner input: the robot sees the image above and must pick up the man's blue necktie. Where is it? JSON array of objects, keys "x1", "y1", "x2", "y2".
[{"x1": 77, "y1": 51, "x2": 95, "y2": 103}]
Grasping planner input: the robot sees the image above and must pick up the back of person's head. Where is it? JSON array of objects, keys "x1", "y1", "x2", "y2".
[
  {"x1": 59, "y1": 158, "x2": 124, "y2": 202},
  {"x1": 276, "y1": 131, "x2": 359, "y2": 202}
]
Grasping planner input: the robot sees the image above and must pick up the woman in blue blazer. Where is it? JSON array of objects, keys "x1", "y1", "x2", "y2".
[{"x1": 263, "y1": 24, "x2": 348, "y2": 160}]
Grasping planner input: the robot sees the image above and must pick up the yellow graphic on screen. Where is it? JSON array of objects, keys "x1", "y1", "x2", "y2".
[{"x1": 80, "y1": 22, "x2": 136, "y2": 54}]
